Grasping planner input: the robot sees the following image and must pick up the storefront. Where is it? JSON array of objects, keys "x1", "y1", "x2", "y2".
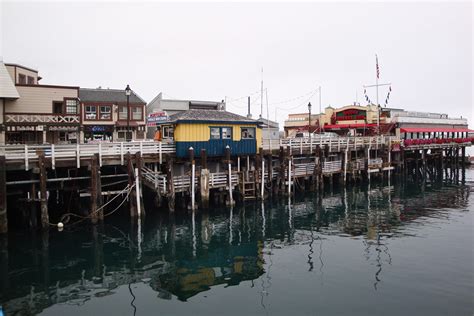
[
  {"x1": 5, "y1": 125, "x2": 43, "y2": 144},
  {"x1": 47, "y1": 126, "x2": 79, "y2": 144},
  {"x1": 84, "y1": 125, "x2": 114, "y2": 143}
]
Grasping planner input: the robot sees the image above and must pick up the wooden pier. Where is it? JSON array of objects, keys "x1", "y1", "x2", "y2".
[{"x1": 0, "y1": 135, "x2": 472, "y2": 233}]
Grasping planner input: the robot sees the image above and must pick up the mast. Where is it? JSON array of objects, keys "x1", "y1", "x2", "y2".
[{"x1": 260, "y1": 67, "x2": 263, "y2": 119}]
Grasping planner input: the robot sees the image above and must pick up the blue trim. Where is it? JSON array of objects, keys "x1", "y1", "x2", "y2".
[{"x1": 176, "y1": 140, "x2": 257, "y2": 158}]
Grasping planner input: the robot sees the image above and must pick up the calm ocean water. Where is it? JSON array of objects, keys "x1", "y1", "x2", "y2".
[{"x1": 1, "y1": 168, "x2": 473, "y2": 316}]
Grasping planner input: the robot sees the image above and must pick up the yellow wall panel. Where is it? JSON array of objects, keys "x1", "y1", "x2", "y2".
[{"x1": 175, "y1": 123, "x2": 261, "y2": 143}]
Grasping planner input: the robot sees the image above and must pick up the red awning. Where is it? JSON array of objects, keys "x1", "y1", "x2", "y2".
[
  {"x1": 400, "y1": 127, "x2": 473, "y2": 133},
  {"x1": 324, "y1": 123, "x2": 377, "y2": 130}
]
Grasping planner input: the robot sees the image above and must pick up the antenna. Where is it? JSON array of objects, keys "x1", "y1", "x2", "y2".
[{"x1": 260, "y1": 67, "x2": 264, "y2": 119}]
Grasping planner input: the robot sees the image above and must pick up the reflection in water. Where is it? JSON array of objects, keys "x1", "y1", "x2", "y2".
[{"x1": 0, "y1": 175, "x2": 472, "y2": 315}]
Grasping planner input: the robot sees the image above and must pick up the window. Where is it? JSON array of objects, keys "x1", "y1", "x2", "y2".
[
  {"x1": 100, "y1": 106, "x2": 111, "y2": 119},
  {"x1": 27, "y1": 76, "x2": 35, "y2": 84},
  {"x1": 210, "y1": 127, "x2": 220, "y2": 139},
  {"x1": 53, "y1": 101, "x2": 63, "y2": 114},
  {"x1": 18, "y1": 74, "x2": 26, "y2": 84},
  {"x1": 241, "y1": 127, "x2": 255, "y2": 139},
  {"x1": 119, "y1": 107, "x2": 128, "y2": 120},
  {"x1": 163, "y1": 126, "x2": 174, "y2": 139},
  {"x1": 65, "y1": 99, "x2": 77, "y2": 114},
  {"x1": 221, "y1": 127, "x2": 232, "y2": 139},
  {"x1": 85, "y1": 105, "x2": 97, "y2": 120},
  {"x1": 210, "y1": 127, "x2": 232, "y2": 139},
  {"x1": 132, "y1": 107, "x2": 142, "y2": 120}
]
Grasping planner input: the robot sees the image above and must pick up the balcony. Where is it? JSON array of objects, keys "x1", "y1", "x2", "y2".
[{"x1": 5, "y1": 113, "x2": 80, "y2": 124}]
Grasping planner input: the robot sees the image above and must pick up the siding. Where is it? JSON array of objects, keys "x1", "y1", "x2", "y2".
[
  {"x1": 5, "y1": 86, "x2": 78, "y2": 113},
  {"x1": 174, "y1": 122, "x2": 261, "y2": 157}
]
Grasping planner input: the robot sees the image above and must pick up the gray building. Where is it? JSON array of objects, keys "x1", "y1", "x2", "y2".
[
  {"x1": 146, "y1": 92, "x2": 225, "y2": 138},
  {"x1": 257, "y1": 117, "x2": 280, "y2": 140}
]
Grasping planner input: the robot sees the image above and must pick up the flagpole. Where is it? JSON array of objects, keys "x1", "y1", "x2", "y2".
[{"x1": 376, "y1": 54, "x2": 380, "y2": 135}]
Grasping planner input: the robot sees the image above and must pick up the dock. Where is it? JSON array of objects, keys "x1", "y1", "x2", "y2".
[{"x1": 0, "y1": 135, "x2": 472, "y2": 233}]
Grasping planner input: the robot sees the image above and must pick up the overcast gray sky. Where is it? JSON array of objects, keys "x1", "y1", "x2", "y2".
[{"x1": 1, "y1": 1, "x2": 472, "y2": 129}]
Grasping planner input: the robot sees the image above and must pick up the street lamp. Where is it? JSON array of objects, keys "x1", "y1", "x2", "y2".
[
  {"x1": 308, "y1": 102, "x2": 312, "y2": 144},
  {"x1": 125, "y1": 84, "x2": 131, "y2": 141}
]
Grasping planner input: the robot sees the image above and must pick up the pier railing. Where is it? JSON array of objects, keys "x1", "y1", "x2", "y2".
[
  {"x1": 0, "y1": 141, "x2": 175, "y2": 170},
  {"x1": 261, "y1": 136, "x2": 399, "y2": 154}
]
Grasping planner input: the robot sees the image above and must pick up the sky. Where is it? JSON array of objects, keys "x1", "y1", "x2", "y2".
[{"x1": 1, "y1": 1, "x2": 472, "y2": 130}]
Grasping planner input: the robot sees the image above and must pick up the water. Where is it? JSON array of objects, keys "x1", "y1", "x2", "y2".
[{"x1": 1, "y1": 169, "x2": 473, "y2": 315}]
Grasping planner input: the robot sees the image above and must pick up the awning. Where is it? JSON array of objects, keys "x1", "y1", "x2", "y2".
[
  {"x1": 324, "y1": 123, "x2": 377, "y2": 130},
  {"x1": 400, "y1": 127, "x2": 474, "y2": 133}
]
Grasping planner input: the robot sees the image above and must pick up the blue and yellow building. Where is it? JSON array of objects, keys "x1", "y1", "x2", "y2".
[{"x1": 159, "y1": 109, "x2": 262, "y2": 158}]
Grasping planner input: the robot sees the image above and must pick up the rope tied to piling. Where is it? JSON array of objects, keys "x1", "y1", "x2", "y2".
[{"x1": 51, "y1": 183, "x2": 136, "y2": 228}]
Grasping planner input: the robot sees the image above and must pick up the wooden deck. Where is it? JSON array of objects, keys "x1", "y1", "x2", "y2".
[{"x1": 0, "y1": 136, "x2": 471, "y2": 171}]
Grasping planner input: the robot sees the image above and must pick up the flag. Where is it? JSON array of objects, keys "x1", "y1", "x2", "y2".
[{"x1": 376, "y1": 54, "x2": 380, "y2": 79}]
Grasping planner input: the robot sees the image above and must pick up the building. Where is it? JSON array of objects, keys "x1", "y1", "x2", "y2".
[
  {"x1": 79, "y1": 87, "x2": 147, "y2": 142},
  {"x1": 283, "y1": 113, "x2": 320, "y2": 138},
  {"x1": 158, "y1": 109, "x2": 261, "y2": 158},
  {"x1": 0, "y1": 62, "x2": 80, "y2": 145},
  {"x1": 284, "y1": 103, "x2": 471, "y2": 139},
  {"x1": 257, "y1": 117, "x2": 280, "y2": 140},
  {"x1": 146, "y1": 92, "x2": 225, "y2": 138}
]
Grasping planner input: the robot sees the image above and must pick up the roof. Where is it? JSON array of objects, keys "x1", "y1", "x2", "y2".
[
  {"x1": 165, "y1": 109, "x2": 259, "y2": 125},
  {"x1": 79, "y1": 88, "x2": 146, "y2": 104},
  {"x1": 0, "y1": 62, "x2": 20, "y2": 99}
]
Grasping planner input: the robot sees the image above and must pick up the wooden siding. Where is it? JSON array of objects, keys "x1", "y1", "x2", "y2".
[
  {"x1": 5, "y1": 86, "x2": 78, "y2": 113},
  {"x1": 175, "y1": 123, "x2": 260, "y2": 142}
]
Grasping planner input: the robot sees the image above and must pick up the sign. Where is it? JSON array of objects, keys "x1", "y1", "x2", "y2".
[
  {"x1": 147, "y1": 111, "x2": 168, "y2": 126},
  {"x1": 336, "y1": 109, "x2": 366, "y2": 122},
  {"x1": 48, "y1": 126, "x2": 78, "y2": 131}
]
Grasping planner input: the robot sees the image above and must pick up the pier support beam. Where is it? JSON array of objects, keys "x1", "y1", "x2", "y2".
[
  {"x1": 200, "y1": 149, "x2": 210, "y2": 209},
  {"x1": 38, "y1": 152, "x2": 49, "y2": 229},
  {"x1": 90, "y1": 154, "x2": 103, "y2": 224},
  {"x1": 0, "y1": 156, "x2": 7, "y2": 234},
  {"x1": 166, "y1": 157, "x2": 175, "y2": 212}
]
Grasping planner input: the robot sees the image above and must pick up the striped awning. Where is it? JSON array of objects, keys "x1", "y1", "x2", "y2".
[{"x1": 400, "y1": 127, "x2": 473, "y2": 133}]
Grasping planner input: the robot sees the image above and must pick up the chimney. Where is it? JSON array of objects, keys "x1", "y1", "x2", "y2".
[{"x1": 247, "y1": 96, "x2": 252, "y2": 119}]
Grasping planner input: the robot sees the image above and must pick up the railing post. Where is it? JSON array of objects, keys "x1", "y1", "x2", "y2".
[
  {"x1": 300, "y1": 138, "x2": 303, "y2": 155},
  {"x1": 76, "y1": 143, "x2": 80, "y2": 168},
  {"x1": 120, "y1": 142, "x2": 124, "y2": 165},
  {"x1": 24, "y1": 144, "x2": 29, "y2": 171},
  {"x1": 140, "y1": 141, "x2": 143, "y2": 157},
  {"x1": 98, "y1": 142, "x2": 102, "y2": 167},
  {"x1": 51, "y1": 144, "x2": 55, "y2": 170},
  {"x1": 289, "y1": 139, "x2": 292, "y2": 156},
  {"x1": 159, "y1": 141, "x2": 162, "y2": 164}
]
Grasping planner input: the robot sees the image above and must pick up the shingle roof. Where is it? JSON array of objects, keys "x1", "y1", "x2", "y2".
[
  {"x1": 0, "y1": 62, "x2": 19, "y2": 99},
  {"x1": 167, "y1": 109, "x2": 258, "y2": 124},
  {"x1": 79, "y1": 88, "x2": 145, "y2": 104}
]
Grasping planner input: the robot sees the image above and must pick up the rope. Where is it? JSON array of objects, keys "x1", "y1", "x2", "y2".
[{"x1": 51, "y1": 184, "x2": 135, "y2": 228}]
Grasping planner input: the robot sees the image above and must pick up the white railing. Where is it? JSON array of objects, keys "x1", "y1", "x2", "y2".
[
  {"x1": 0, "y1": 141, "x2": 176, "y2": 170},
  {"x1": 5, "y1": 113, "x2": 80, "y2": 124},
  {"x1": 209, "y1": 172, "x2": 238, "y2": 189},
  {"x1": 322, "y1": 160, "x2": 342, "y2": 173},
  {"x1": 261, "y1": 136, "x2": 399, "y2": 154}
]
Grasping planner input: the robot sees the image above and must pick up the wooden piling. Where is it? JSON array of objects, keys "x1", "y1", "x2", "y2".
[
  {"x1": 189, "y1": 147, "x2": 196, "y2": 210},
  {"x1": 200, "y1": 149, "x2": 210, "y2": 208},
  {"x1": 38, "y1": 151, "x2": 49, "y2": 229},
  {"x1": 90, "y1": 154, "x2": 100, "y2": 224},
  {"x1": 127, "y1": 153, "x2": 137, "y2": 217},
  {"x1": 0, "y1": 156, "x2": 7, "y2": 234},
  {"x1": 166, "y1": 157, "x2": 175, "y2": 212}
]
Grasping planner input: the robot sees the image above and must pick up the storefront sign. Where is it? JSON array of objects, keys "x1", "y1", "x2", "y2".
[
  {"x1": 147, "y1": 111, "x2": 168, "y2": 126},
  {"x1": 48, "y1": 126, "x2": 78, "y2": 131},
  {"x1": 336, "y1": 109, "x2": 366, "y2": 121},
  {"x1": 85, "y1": 125, "x2": 114, "y2": 133}
]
